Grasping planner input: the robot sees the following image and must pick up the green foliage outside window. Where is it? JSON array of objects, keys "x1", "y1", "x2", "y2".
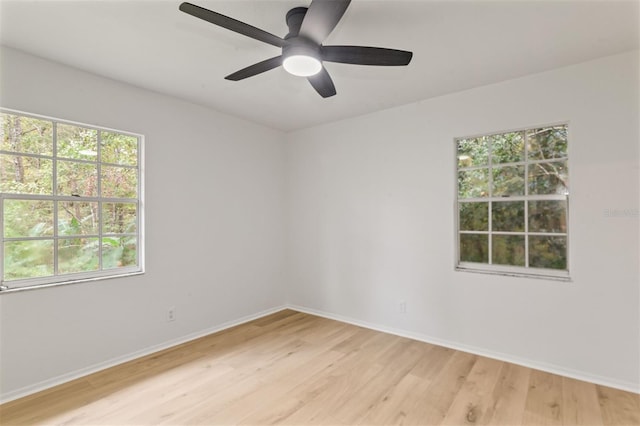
[
  {"x1": 456, "y1": 125, "x2": 568, "y2": 275},
  {"x1": 1, "y1": 111, "x2": 141, "y2": 286}
]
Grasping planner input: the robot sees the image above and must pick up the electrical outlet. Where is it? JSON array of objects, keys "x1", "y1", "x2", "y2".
[
  {"x1": 168, "y1": 307, "x2": 176, "y2": 322},
  {"x1": 399, "y1": 301, "x2": 407, "y2": 314}
]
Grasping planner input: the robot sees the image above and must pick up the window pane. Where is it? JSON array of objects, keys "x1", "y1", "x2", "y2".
[
  {"x1": 457, "y1": 137, "x2": 488, "y2": 168},
  {"x1": 459, "y1": 202, "x2": 488, "y2": 231},
  {"x1": 455, "y1": 124, "x2": 569, "y2": 276},
  {"x1": 1, "y1": 113, "x2": 53, "y2": 155},
  {"x1": 529, "y1": 236, "x2": 567, "y2": 270},
  {"x1": 491, "y1": 132, "x2": 524, "y2": 164},
  {"x1": 492, "y1": 235, "x2": 525, "y2": 266},
  {"x1": 0, "y1": 154, "x2": 53, "y2": 194},
  {"x1": 458, "y1": 169, "x2": 488, "y2": 198},
  {"x1": 492, "y1": 201, "x2": 524, "y2": 232},
  {"x1": 4, "y1": 240, "x2": 54, "y2": 280},
  {"x1": 3, "y1": 200, "x2": 54, "y2": 237},
  {"x1": 460, "y1": 234, "x2": 488, "y2": 263},
  {"x1": 492, "y1": 165, "x2": 525, "y2": 196},
  {"x1": 102, "y1": 166, "x2": 137, "y2": 198},
  {"x1": 529, "y1": 200, "x2": 567, "y2": 233},
  {"x1": 57, "y1": 124, "x2": 98, "y2": 161},
  {"x1": 58, "y1": 201, "x2": 99, "y2": 236},
  {"x1": 527, "y1": 126, "x2": 567, "y2": 160},
  {"x1": 103, "y1": 236, "x2": 137, "y2": 269},
  {"x1": 528, "y1": 161, "x2": 568, "y2": 195},
  {"x1": 58, "y1": 238, "x2": 100, "y2": 274},
  {"x1": 57, "y1": 160, "x2": 98, "y2": 197},
  {"x1": 1, "y1": 112, "x2": 142, "y2": 287},
  {"x1": 101, "y1": 132, "x2": 138, "y2": 166},
  {"x1": 103, "y1": 203, "x2": 137, "y2": 234}
]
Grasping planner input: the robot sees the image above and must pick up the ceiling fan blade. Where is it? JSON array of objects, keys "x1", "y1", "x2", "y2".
[
  {"x1": 299, "y1": 0, "x2": 351, "y2": 45},
  {"x1": 322, "y1": 46, "x2": 413, "y2": 66},
  {"x1": 307, "y1": 67, "x2": 337, "y2": 98},
  {"x1": 225, "y1": 56, "x2": 283, "y2": 81},
  {"x1": 179, "y1": 2, "x2": 285, "y2": 48}
]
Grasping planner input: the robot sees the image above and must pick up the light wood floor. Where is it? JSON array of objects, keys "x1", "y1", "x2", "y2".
[{"x1": 1, "y1": 310, "x2": 639, "y2": 425}]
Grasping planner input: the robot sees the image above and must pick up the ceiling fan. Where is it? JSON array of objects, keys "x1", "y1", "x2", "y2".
[{"x1": 179, "y1": 0, "x2": 413, "y2": 98}]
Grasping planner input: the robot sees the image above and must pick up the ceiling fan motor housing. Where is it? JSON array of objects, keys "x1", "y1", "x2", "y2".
[
  {"x1": 282, "y1": 37, "x2": 320, "y2": 59},
  {"x1": 282, "y1": 7, "x2": 322, "y2": 77},
  {"x1": 282, "y1": 38, "x2": 322, "y2": 76},
  {"x1": 285, "y1": 7, "x2": 308, "y2": 38}
]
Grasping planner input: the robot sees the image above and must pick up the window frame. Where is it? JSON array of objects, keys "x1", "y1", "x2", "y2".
[
  {"x1": 0, "y1": 108, "x2": 145, "y2": 292},
  {"x1": 454, "y1": 123, "x2": 570, "y2": 281}
]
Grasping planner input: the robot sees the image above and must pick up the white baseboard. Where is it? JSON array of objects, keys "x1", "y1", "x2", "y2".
[
  {"x1": 0, "y1": 305, "x2": 288, "y2": 404},
  {"x1": 286, "y1": 304, "x2": 640, "y2": 395}
]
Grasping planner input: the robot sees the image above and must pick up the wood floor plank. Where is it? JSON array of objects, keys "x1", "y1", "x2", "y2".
[
  {"x1": 597, "y1": 385, "x2": 640, "y2": 426},
  {"x1": 194, "y1": 349, "x2": 348, "y2": 425},
  {"x1": 440, "y1": 356, "x2": 505, "y2": 425},
  {"x1": 276, "y1": 346, "x2": 389, "y2": 424},
  {"x1": 409, "y1": 344, "x2": 456, "y2": 381},
  {"x1": 487, "y1": 363, "x2": 531, "y2": 425},
  {"x1": 522, "y1": 369, "x2": 564, "y2": 425},
  {"x1": 0, "y1": 379, "x2": 98, "y2": 425},
  {"x1": 403, "y1": 350, "x2": 478, "y2": 425},
  {"x1": 357, "y1": 371, "x2": 426, "y2": 425},
  {"x1": 1, "y1": 310, "x2": 638, "y2": 426},
  {"x1": 160, "y1": 340, "x2": 316, "y2": 424},
  {"x1": 562, "y1": 377, "x2": 603, "y2": 426},
  {"x1": 109, "y1": 361, "x2": 236, "y2": 425},
  {"x1": 356, "y1": 342, "x2": 453, "y2": 425},
  {"x1": 330, "y1": 339, "x2": 425, "y2": 424}
]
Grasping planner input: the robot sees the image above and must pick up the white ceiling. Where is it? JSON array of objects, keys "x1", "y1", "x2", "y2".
[{"x1": 0, "y1": 0, "x2": 638, "y2": 131}]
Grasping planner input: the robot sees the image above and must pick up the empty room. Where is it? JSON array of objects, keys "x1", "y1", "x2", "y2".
[{"x1": 0, "y1": 0, "x2": 638, "y2": 424}]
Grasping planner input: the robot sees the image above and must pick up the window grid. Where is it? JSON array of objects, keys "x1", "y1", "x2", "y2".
[
  {"x1": 97, "y1": 128, "x2": 103, "y2": 272},
  {"x1": 0, "y1": 109, "x2": 143, "y2": 291},
  {"x1": 455, "y1": 124, "x2": 569, "y2": 280},
  {"x1": 487, "y1": 137, "x2": 493, "y2": 265},
  {"x1": 524, "y1": 137, "x2": 529, "y2": 268},
  {"x1": 52, "y1": 121, "x2": 59, "y2": 276}
]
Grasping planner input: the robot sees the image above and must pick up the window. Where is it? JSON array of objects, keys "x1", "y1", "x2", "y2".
[
  {"x1": 0, "y1": 109, "x2": 143, "y2": 291},
  {"x1": 455, "y1": 124, "x2": 569, "y2": 279}
]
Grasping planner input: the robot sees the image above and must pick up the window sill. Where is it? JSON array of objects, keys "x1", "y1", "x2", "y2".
[
  {"x1": 0, "y1": 270, "x2": 144, "y2": 294},
  {"x1": 456, "y1": 264, "x2": 571, "y2": 282}
]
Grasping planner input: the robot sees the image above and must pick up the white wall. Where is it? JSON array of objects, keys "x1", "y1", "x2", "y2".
[
  {"x1": 0, "y1": 46, "x2": 287, "y2": 400},
  {"x1": 286, "y1": 51, "x2": 640, "y2": 391}
]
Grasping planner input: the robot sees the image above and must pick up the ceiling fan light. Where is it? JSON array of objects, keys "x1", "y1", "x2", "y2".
[{"x1": 282, "y1": 55, "x2": 322, "y2": 77}]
